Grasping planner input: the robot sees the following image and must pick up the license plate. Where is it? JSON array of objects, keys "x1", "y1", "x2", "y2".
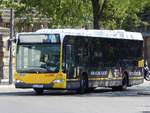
[{"x1": 32, "y1": 85, "x2": 43, "y2": 88}]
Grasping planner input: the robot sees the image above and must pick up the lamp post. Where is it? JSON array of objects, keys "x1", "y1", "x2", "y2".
[{"x1": 9, "y1": 7, "x2": 14, "y2": 84}]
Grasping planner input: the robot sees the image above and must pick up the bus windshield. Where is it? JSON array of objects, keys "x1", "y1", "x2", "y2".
[{"x1": 16, "y1": 44, "x2": 60, "y2": 73}]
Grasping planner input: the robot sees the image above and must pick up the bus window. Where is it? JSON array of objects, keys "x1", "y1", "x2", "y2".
[
  {"x1": 89, "y1": 38, "x2": 103, "y2": 67},
  {"x1": 63, "y1": 36, "x2": 76, "y2": 78}
]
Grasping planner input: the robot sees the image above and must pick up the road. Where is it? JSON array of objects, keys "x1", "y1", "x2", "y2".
[{"x1": 0, "y1": 81, "x2": 150, "y2": 113}]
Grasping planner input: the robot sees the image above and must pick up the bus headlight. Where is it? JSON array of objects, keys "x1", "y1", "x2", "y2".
[
  {"x1": 53, "y1": 79, "x2": 64, "y2": 83},
  {"x1": 15, "y1": 80, "x2": 23, "y2": 83}
]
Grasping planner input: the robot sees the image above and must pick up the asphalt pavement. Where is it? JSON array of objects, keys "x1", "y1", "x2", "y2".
[
  {"x1": 0, "y1": 80, "x2": 150, "y2": 113},
  {"x1": 0, "y1": 79, "x2": 150, "y2": 94}
]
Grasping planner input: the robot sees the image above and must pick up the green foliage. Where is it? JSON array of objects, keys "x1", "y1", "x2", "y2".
[
  {"x1": 1, "y1": 0, "x2": 150, "y2": 31},
  {"x1": 91, "y1": 0, "x2": 130, "y2": 29},
  {"x1": 138, "y1": 0, "x2": 150, "y2": 31},
  {"x1": 14, "y1": 0, "x2": 92, "y2": 30},
  {"x1": 15, "y1": 0, "x2": 50, "y2": 31},
  {"x1": 100, "y1": 0, "x2": 129, "y2": 29},
  {"x1": 121, "y1": 0, "x2": 144, "y2": 31},
  {"x1": 121, "y1": 0, "x2": 150, "y2": 31},
  {"x1": 46, "y1": 0, "x2": 92, "y2": 28},
  {"x1": 122, "y1": 9, "x2": 141, "y2": 31},
  {"x1": 98, "y1": 0, "x2": 150, "y2": 31},
  {"x1": 0, "y1": 0, "x2": 25, "y2": 9}
]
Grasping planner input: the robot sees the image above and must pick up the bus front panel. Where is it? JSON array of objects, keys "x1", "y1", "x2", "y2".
[{"x1": 15, "y1": 34, "x2": 67, "y2": 89}]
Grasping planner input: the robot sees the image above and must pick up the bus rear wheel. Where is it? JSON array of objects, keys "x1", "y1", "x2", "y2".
[
  {"x1": 112, "y1": 74, "x2": 128, "y2": 91},
  {"x1": 79, "y1": 74, "x2": 88, "y2": 94},
  {"x1": 121, "y1": 75, "x2": 128, "y2": 90},
  {"x1": 34, "y1": 88, "x2": 44, "y2": 95}
]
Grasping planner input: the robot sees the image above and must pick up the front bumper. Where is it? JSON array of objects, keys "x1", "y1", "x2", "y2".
[
  {"x1": 15, "y1": 82, "x2": 54, "y2": 89},
  {"x1": 15, "y1": 80, "x2": 80, "y2": 90}
]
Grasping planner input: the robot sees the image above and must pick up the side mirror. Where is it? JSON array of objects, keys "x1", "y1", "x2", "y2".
[{"x1": 7, "y1": 38, "x2": 16, "y2": 50}]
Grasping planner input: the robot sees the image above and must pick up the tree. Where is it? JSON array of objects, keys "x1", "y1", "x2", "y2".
[
  {"x1": 91, "y1": 0, "x2": 108, "y2": 29},
  {"x1": 2, "y1": 0, "x2": 150, "y2": 31},
  {"x1": 138, "y1": 0, "x2": 150, "y2": 32},
  {"x1": 91, "y1": 0, "x2": 130, "y2": 29},
  {"x1": 121, "y1": 0, "x2": 144, "y2": 31},
  {"x1": 100, "y1": 0, "x2": 129, "y2": 29},
  {"x1": 14, "y1": 0, "x2": 92, "y2": 31}
]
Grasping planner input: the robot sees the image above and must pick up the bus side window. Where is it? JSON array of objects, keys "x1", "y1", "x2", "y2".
[{"x1": 65, "y1": 44, "x2": 75, "y2": 78}]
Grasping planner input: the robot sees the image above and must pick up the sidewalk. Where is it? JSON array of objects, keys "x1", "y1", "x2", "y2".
[
  {"x1": 137, "y1": 80, "x2": 150, "y2": 95},
  {"x1": 141, "y1": 79, "x2": 150, "y2": 86},
  {"x1": 0, "y1": 79, "x2": 14, "y2": 88},
  {"x1": 0, "y1": 79, "x2": 10, "y2": 85}
]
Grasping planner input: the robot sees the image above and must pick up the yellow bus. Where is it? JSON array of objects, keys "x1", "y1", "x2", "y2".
[{"x1": 15, "y1": 29, "x2": 144, "y2": 94}]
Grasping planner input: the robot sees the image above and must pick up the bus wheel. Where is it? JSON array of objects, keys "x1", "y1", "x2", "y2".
[
  {"x1": 112, "y1": 74, "x2": 128, "y2": 91},
  {"x1": 88, "y1": 87, "x2": 95, "y2": 92},
  {"x1": 79, "y1": 74, "x2": 88, "y2": 94},
  {"x1": 34, "y1": 88, "x2": 44, "y2": 95},
  {"x1": 121, "y1": 74, "x2": 128, "y2": 90}
]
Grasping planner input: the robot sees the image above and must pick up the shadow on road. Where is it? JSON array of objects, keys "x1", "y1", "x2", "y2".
[
  {"x1": 0, "y1": 87, "x2": 148, "y2": 97},
  {"x1": 142, "y1": 111, "x2": 150, "y2": 113}
]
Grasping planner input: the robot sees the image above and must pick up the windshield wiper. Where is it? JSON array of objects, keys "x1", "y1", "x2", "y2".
[{"x1": 17, "y1": 67, "x2": 47, "y2": 73}]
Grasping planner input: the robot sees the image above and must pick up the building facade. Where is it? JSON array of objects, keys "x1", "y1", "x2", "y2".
[
  {"x1": 143, "y1": 32, "x2": 150, "y2": 65},
  {"x1": 0, "y1": 27, "x2": 9, "y2": 80},
  {"x1": 0, "y1": 33, "x2": 3, "y2": 79},
  {"x1": 0, "y1": 9, "x2": 12, "y2": 82}
]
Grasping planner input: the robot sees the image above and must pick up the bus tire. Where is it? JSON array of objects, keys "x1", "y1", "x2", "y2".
[
  {"x1": 34, "y1": 88, "x2": 44, "y2": 95},
  {"x1": 112, "y1": 74, "x2": 128, "y2": 91},
  {"x1": 79, "y1": 73, "x2": 88, "y2": 94},
  {"x1": 88, "y1": 87, "x2": 95, "y2": 92},
  {"x1": 121, "y1": 74, "x2": 128, "y2": 90}
]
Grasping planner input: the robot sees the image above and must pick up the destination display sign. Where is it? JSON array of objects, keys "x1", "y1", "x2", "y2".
[{"x1": 19, "y1": 34, "x2": 60, "y2": 43}]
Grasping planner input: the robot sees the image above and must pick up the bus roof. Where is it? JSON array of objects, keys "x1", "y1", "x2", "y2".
[
  {"x1": 19, "y1": 29, "x2": 143, "y2": 41},
  {"x1": 37, "y1": 29, "x2": 143, "y2": 41}
]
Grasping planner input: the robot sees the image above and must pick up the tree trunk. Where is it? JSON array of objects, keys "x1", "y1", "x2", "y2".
[
  {"x1": 91, "y1": 0, "x2": 108, "y2": 29},
  {"x1": 92, "y1": 0, "x2": 100, "y2": 29}
]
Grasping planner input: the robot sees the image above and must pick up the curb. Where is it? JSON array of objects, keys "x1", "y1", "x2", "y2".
[
  {"x1": 0, "y1": 79, "x2": 14, "y2": 85},
  {"x1": 137, "y1": 91, "x2": 150, "y2": 95},
  {"x1": 0, "y1": 81, "x2": 9, "y2": 85}
]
